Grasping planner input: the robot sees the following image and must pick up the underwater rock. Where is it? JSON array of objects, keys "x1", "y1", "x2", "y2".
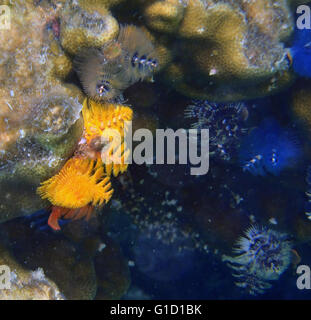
[
  {"x1": 0, "y1": 215, "x2": 131, "y2": 300},
  {"x1": 24, "y1": 238, "x2": 97, "y2": 300},
  {"x1": 0, "y1": 1, "x2": 84, "y2": 222},
  {"x1": 0, "y1": 220, "x2": 97, "y2": 300},
  {"x1": 141, "y1": 0, "x2": 295, "y2": 101},
  {"x1": 0, "y1": 244, "x2": 65, "y2": 300}
]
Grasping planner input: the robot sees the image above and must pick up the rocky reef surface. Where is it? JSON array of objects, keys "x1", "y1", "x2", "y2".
[{"x1": 0, "y1": 0, "x2": 299, "y2": 222}]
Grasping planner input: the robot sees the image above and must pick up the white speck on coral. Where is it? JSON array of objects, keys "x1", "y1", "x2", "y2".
[
  {"x1": 31, "y1": 267, "x2": 46, "y2": 281},
  {"x1": 6, "y1": 101, "x2": 13, "y2": 111},
  {"x1": 19, "y1": 129, "x2": 26, "y2": 139},
  {"x1": 98, "y1": 243, "x2": 106, "y2": 252},
  {"x1": 209, "y1": 68, "x2": 217, "y2": 76}
]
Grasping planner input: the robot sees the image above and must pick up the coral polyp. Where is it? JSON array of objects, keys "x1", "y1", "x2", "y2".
[
  {"x1": 185, "y1": 100, "x2": 249, "y2": 160},
  {"x1": 222, "y1": 225, "x2": 292, "y2": 295},
  {"x1": 82, "y1": 98, "x2": 133, "y2": 177},
  {"x1": 37, "y1": 157, "x2": 113, "y2": 230}
]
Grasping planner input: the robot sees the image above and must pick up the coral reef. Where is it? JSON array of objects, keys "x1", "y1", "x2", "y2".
[
  {"x1": 0, "y1": 1, "x2": 84, "y2": 223},
  {"x1": 0, "y1": 217, "x2": 131, "y2": 300},
  {"x1": 222, "y1": 225, "x2": 293, "y2": 295},
  {"x1": 141, "y1": 0, "x2": 295, "y2": 101},
  {"x1": 0, "y1": 0, "x2": 309, "y2": 301},
  {"x1": 0, "y1": 244, "x2": 65, "y2": 300}
]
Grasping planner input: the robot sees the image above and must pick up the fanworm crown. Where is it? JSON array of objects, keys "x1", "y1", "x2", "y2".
[
  {"x1": 37, "y1": 157, "x2": 113, "y2": 209},
  {"x1": 82, "y1": 98, "x2": 133, "y2": 176},
  {"x1": 222, "y1": 225, "x2": 292, "y2": 295},
  {"x1": 74, "y1": 24, "x2": 159, "y2": 101}
]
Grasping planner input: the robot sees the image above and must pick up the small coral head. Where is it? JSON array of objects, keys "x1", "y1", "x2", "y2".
[{"x1": 37, "y1": 157, "x2": 114, "y2": 209}]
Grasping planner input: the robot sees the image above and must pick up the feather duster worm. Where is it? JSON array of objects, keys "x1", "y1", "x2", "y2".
[
  {"x1": 117, "y1": 24, "x2": 158, "y2": 83},
  {"x1": 74, "y1": 44, "x2": 129, "y2": 101},
  {"x1": 222, "y1": 225, "x2": 292, "y2": 295},
  {"x1": 239, "y1": 119, "x2": 301, "y2": 176},
  {"x1": 74, "y1": 24, "x2": 158, "y2": 101},
  {"x1": 82, "y1": 98, "x2": 133, "y2": 177},
  {"x1": 37, "y1": 157, "x2": 113, "y2": 230},
  {"x1": 185, "y1": 100, "x2": 249, "y2": 161}
]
